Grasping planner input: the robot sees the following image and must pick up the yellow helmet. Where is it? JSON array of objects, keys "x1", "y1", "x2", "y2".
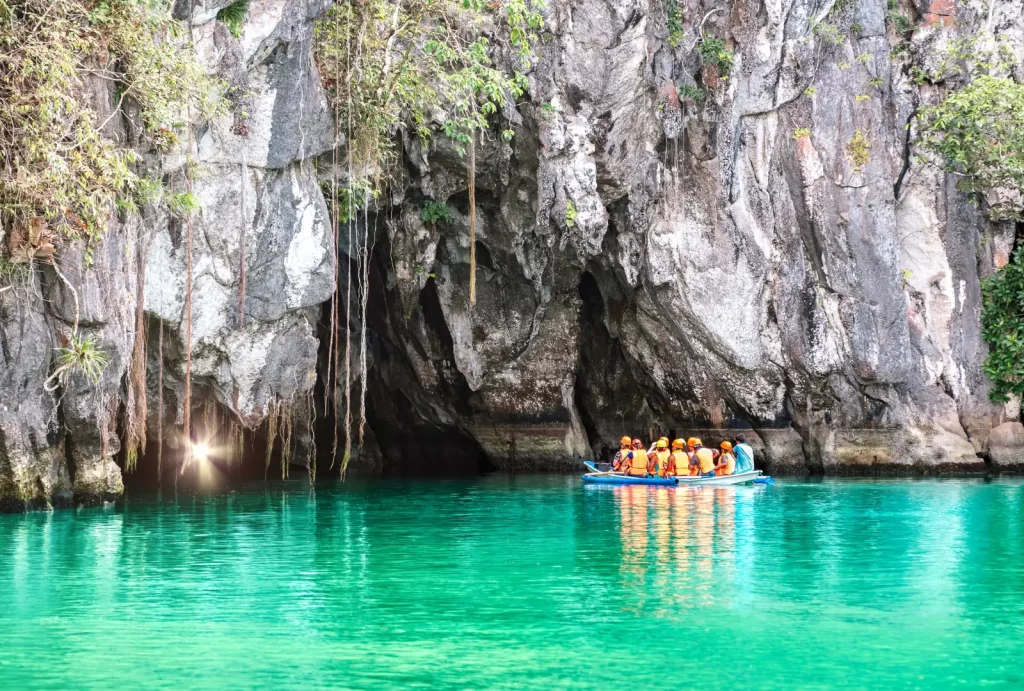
[
  {"x1": 720, "y1": 441, "x2": 733, "y2": 452},
  {"x1": 658, "y1": 436, "x2": 668, "y2": 443},
  {"x1": 672, "y1": 439, "x2": 685, "y2": 449},
  {"x1": 656, "y1": 440, "x2": 668, "y2": 449},
  {"x1": 620, "y1": 436, "x2": 632, "y2": 447}
]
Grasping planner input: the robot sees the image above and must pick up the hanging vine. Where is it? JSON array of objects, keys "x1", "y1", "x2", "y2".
[{"x1": 314, "y1": 0, "x2": 543, "y2": 476}]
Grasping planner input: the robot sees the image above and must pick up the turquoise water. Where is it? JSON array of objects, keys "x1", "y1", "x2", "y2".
[{"x1": 2, "y1": 476, "x2": 1024, "y2": 689}]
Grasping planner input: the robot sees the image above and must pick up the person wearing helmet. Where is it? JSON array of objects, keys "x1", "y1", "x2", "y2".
[
  {"x1": 624, "y1": 437, "x2": 650, "y2": 477},
  {"x1": 666, "y1": 439, "x2": 687, "y2": 477},
  {"x1": 652, "y1": 439, "x2": 671, "y2": 478},
  {"x1": 685, "y1": 438, "x2": 702, "y2": 476},
  {"x1": 691, "y1": 438, "x2": 717, "y2": 477},
  {"x1": 612, "y1": 436, "x2": 632, "y2": 471},
  {"x1": 715, "y1": 441, "x2": 736, "y2": 476}
]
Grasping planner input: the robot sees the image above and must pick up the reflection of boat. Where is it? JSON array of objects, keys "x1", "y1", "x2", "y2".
[{"x1": 582, "y1": 461, "x2": 770, "y2": 486}]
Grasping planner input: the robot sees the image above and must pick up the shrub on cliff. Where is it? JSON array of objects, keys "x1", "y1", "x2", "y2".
[{"x1": 982, "y1": 255, "x2": 1024, "y2": 402}]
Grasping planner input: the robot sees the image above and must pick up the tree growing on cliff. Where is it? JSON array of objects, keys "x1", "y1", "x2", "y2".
[{"x1": 982, "y1": 255, "x2": 1024, "y2": 402}]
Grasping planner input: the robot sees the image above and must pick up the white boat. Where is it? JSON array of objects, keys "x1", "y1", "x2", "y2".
[{"x1": 674, "y1": 469, "x2": 764, "y2": 486}]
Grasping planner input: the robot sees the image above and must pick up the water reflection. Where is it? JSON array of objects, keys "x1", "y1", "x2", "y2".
[{"x1": 612, "y1": 485, "x2": 746, "y2": 614}]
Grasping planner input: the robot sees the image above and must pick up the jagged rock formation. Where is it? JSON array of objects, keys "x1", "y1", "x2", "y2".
[{"x1": 1, "y1": 0, "x2": 1022, "y2": 510}]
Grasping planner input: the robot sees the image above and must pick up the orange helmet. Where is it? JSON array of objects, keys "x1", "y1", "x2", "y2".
[
  {"x1": 720, "y1": 441, "x2": 733, "y2": 452},
  {"x1": 672, "y1": 439, "x2": 685, "y2": 449},
  {"x1": 620, "y1": 436, "x2": 632, "y2": 447},
  {"x1": 658, "y1": 436, "x2": 668, "y2": 443},
  {"x1": 687, "y1": 437, "x2": 700, "y2": 447}
]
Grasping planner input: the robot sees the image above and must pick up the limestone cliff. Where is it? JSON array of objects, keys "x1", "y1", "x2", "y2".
[{"x1": 1, "y1": 0, "x2": 1022, "y2": 510}]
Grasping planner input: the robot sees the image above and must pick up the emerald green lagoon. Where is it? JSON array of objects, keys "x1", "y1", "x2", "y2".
[{"x1": 2, "y1": 477, "x2": 1023, "y2": 689}]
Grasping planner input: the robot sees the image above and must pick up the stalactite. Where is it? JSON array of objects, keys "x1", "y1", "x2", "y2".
[
  {"x1": 238, "y1": 152, "x2": 247, "y2": 328},
  {"x1": 125, "y1": 229, "x2": 148, "y2": 472},
  {"x1": 468, "y1": 131, "x2": 477, "y2": 306},
  {"x1": 182, "y1": 113, "x2": 195, "y2": 471},
  {"x1": 306, "y1": 390, "x2": 316, "y2": 485},
  {"x1": 280, "y1": 403, "x2": 292, "y2": 480},
  {"x1": 157, "y1": 319, "x2": 164, "y2": 487},
  {"x1": 264, "y1": 401, "x2": 279, "y2": 479}
]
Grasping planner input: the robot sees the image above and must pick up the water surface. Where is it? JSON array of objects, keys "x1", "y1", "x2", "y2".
[{"x1": 2, "y1": 476, "x2": 1023, "y2": 689}]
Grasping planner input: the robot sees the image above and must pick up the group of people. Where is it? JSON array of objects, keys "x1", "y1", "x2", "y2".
[{"x1": 611, "y1": 434, "x2": 755, "y2": 479}]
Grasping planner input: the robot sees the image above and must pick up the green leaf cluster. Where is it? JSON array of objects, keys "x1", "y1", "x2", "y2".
[
  {"x1": 0, "y1": 0, "x2": 222, "y2": 242},
  {"x1": 846, "y1": 129, "x2": 870, "y2": 170},
  {"x1": 917, "y1": 76, "x2": 1024, "y2": 220},
  {"x1": 217, "y1": 0, "x2": 249, "y2": 39},
  {"x1": 315, "y1": 0, "x2": 543, "y2": 201},
  {"x1": 53, "y1": 333, "x2": 109, "y2": 387},
  {"x1": 564, "y1": 199, "x2": 577, "y2": 228},
  {"x1": 420, "y1": 201, "x2": 453, "y2": 225},
  {"x1": 679, "y1": 84, "x2": 705, "y2": 102},
  {"x1": 663, "y1": 0, "x2": 683, "y2": 47},
  {"x1": 698, "y1": 37, "x2": 733, "y2": 77},
  {"x1": 982, "y1": 256, "x2": 1024, "y2": 401}
]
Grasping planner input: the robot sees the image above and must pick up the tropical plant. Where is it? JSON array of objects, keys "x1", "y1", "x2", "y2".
[
  {"x1": 421, "y1": 201, "x2": 453, "y2": 225},
  {"x1": 45, "y1": 333, "x2": 109, "y2": 392},
  {"x1": 0, "y1": 0, "x2": 222, "y2": 243},
  {"x1": 917, "y1": 76, "x2": 1024, "y2": 220},
  {"x1": 217, "y1": 0, "x2": 248, "y2": 38},
  {"x1": 698, "y1": 37, "x2": 733, "y2": 77},
  {"x1": 982, "y1": 256, "x2": 1024, "y2": 401},
  {"x1": 663, "y1": 0, "x2": 683, "y2": 47},
  {"x1": 846, "y1": 130, "x2": 870, "y2": 170}
]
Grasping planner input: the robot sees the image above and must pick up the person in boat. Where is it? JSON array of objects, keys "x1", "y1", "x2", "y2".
[
  {"x1": 715, "y1": 441, "x2": 736, "y2": 476},
  {"x1": 691, "y1": 439, "x2": 718, "y2": 478},
  {"x1": 612, "y1": 436, "x2": 632, "y2": 471},
  {"x1": 623, "y1": 437, "x2": 650, "y2": 477},
  {"x1": 733, "y1": 434, "x2": 755, "y2": 473},
  {"x1": 666, "y1": 438, "x2": 688, "y2": 477},
  {"x1": 651, "y1": 439, "x2": 671, "y2": 478},
  {"x1": 685, "y1": 437, "x2": 702, "y2": 476}
]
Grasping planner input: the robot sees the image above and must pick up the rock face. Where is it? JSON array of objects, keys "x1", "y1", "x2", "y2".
[{"x1": 2, "y1": 0, "x2": 1023, "y2": 510}]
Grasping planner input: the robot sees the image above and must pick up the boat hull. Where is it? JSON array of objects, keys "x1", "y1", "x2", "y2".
[{"x1": 581, "y1": 467, "x2": 764, "y2": 487}]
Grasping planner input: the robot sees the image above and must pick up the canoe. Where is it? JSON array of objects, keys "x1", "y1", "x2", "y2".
[
  {"x1": 581, "y1": 461, "x2": 769, "y2": 487},
  {"x1": 582, "y1": 474, "x2": 679, "y2": 486}
]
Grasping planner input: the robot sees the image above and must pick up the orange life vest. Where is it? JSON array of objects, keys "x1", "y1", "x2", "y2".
[
  {"x1": 716, "y1": 452, "x2": 736, "y2": 476},
  {"x1": 627, "y1": 450, "x2": 648, "y2": 476},
  {"x1": 668, "y1": 450, "x2": 687, "y2": 476},
  {"x1": 654, "y1": 450, "x2": 670, "y2": 477},
  {"x1": 696, "y1": 448, "x2": 716, "y2": 474}
]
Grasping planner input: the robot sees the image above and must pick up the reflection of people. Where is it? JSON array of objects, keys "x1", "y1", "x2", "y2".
[
  {"x1": 733, "y1": 434, "x2": 754, "y2": 473},
  {"x1": 613, "y1": 436, "x2": 632, "y2": 471},
  {"x1": 715, "y1": 441, "x2": 736, "y2": 476}
]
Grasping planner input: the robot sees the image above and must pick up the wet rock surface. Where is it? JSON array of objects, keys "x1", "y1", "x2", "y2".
[{"x1": 3, "y1": 0, "x2": 1024, "y2": 510}]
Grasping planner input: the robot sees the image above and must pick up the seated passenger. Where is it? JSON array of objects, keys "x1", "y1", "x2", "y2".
[
  {"x1": 667, "y1": 439, "x2": 687, "y2": 477},
  {"x1": 715, "y1": 441, "x2": 736, "y2": 476},
  {"x1": 652, "y1": 439, "x2": 671, "y2": 478},
  {"x1": 692, "y1": 440, "x2": 717, "y2": 477},
  {"x1": 625, "y1": 438, "x2": 649, "y2": 477},
  {"x1": 733, "y1": 434, "x2": 755, "y2": 473},
  {"x1": 612, "y1": 436, "x2": 632, "y2": 471},
  {"x1": 686, "y1": 437, "x2": 702, "y2": 476}
]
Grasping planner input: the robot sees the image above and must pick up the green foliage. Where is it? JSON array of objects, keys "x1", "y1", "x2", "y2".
[
  {"x1": 888, "y1": 10, "x2": 912, "y2": 34},
  {"x1": 855, "y1": 94, "x2": 870, "y2": 102},
  {"x1": 679, "y1": 84, "x2": 705, "y2": 102},
  {"x1": 803, "y1": 86, "x2": 817, "y2": 96},
  {"x1": 420, "y1": 201, "x2": 453, "y2": 225},
  {"x1": 900, "y1": 268, "x2": 912, "y2": 288},
  {"x1": 846, "y1": 129, "x2": 870, "y2": 170},
  {"x1": 856, "y1": 52, "x2": 874, "y2": 65},
  {"x1": 564, "y1": 199, "x2": 577, "y2": 228},
  {"x1": 51, "y1": 333, "x2": 109, "y2": 388},
  {"x1": 314, "y1": 0, "x2": 543, "y2": 197},
  {"x1": 0, "y1": 0, "x2": 222, "y2": 242},
  {"x1": 868, "y1": 77, "x2": 884, "y2": 88},
  {"x1": 663, "y1": 0, "x2": 683, "y2": 47},
  {"x1": 792, "y1": 128, "x2": 811, "y2": 140},
  {"x1": 838, "y1": 61, "x2": 851, "y2": 70},
  {"x1": 217, "y1": 0, "x2": 249, "y2": 39},
  {"x1": 813, "y1": 21, "x2": 844, "y2": 46},
  {"x1": 981, "y1": 256, "x2": 1024, "y2": 401},
  {"x1": 167, "y1": 192, "x2": 201, "y2": 218},
  {"x1": 698, "y1": 37, "x2": 733, "y2": 77},
  {"x1": 917, "y1": 76, "x2": 1024, "y2": 219}
]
